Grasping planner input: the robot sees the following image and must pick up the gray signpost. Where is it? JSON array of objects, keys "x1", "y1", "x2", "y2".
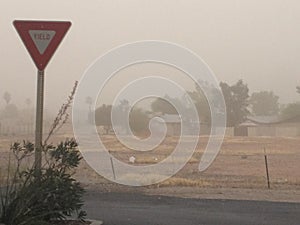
[{"x1": 35, "y1": 70, "x2": 45, "y2": 173}]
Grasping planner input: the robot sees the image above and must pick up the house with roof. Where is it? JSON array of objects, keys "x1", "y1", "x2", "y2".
[
  {"x1": 152, "y1": 114, "x2": 212, "y2": 136},
  {"x1": 237, "y1": 114, "x2": 300, "y2": 137},
  {"x1": 157, "y1": 114, "x2": 182, "y2": 136}
]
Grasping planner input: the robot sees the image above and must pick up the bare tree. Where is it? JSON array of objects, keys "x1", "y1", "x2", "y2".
[{"x1": 3, "y1": 91, "x2": 11, "y2": 105}]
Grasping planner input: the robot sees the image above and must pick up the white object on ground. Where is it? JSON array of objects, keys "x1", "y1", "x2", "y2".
[{"x1": 129, "y1": 156, "x2": 136, "y2": 163}]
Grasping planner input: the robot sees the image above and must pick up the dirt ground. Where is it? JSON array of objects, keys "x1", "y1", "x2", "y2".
[{"x1": 1, "y1": 132, "x2": 300, "y2": 203}]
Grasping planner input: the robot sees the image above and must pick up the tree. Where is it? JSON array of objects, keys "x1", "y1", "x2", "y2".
[
  {"x1": 188, "y1": 80, "x2": 226, "y2": 125},
  {"x1": 111, "y1": 99, "x2": 130, "y2": 134},
  {"x1": 3, "y1": 91, "x2": 11, "y2": 105},
  {"x1": 188, "y1": 89, "x2": 210, "y2": 124},
  {"x1": 150, "y1": 95, "x2": 198, "y2": 128},
  {"x1": 129, "y1": 107, "x2": 150, "y2": 134},
  {"x1": 279, "y1": 87, "x2": 300, "y2": 120},
  {"x1": 1, "y1": 103, "x2": 19, "y2": 119},
  {"x1": 220, "y1": 80, "x2": 249, "y2": 127},
  {"x1": 114, "y1": 100, "x2": 150, "y2": 135},
  {"x1": 280, "y1": 103, "x2": 300, "y2": 120},
  {"x1": 151, "y1": 96, "x2": 178, "y2": 115},
  {"x1": 250, "y1": 91, "x2": 279, "y2": 116},
  {"x1": 95, "y1": 104, "x2": 112, "y2": 134}
]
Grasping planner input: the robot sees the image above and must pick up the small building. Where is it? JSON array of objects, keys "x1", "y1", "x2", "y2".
[
  {"x1": 238, "y1": 115, "x2": 300, "y2": 137},
  {"x1": 159, "y1": 114, "x2": 181, "y2": 136}
]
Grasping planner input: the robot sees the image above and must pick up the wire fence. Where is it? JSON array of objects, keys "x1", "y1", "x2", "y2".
[{"x1": 0, "y1": 132, "x2": 299, "y2": 190}]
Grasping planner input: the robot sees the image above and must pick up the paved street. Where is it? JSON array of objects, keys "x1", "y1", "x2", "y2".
[{"x1": 84, "y1": 192, "x2": 300, "y2": 225}]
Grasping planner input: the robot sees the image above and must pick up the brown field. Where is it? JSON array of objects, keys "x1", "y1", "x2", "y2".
[{"x1": 1, "y1": 132, "x2": 300, "y2": 202}]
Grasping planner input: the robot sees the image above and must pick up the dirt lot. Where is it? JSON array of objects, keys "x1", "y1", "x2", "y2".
[{"x1": 1, "y1": 133, "x2": 300, "y2": 202}]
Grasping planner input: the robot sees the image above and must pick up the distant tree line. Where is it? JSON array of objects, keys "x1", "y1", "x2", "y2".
[
  {"x1": 95, "y1": 100, "x2": 150, "y2": 135},
  {"x1": 90, "y1": 83, "x2": 300, "y2": 134},
  {"x1": 0, "y1": 91, "x2": 34, "y2": 120},
  {"x1": 1, "y1": 91, "x2": 19, "y2": 119}
]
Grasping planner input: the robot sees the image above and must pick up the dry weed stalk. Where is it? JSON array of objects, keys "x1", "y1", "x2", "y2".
[{"x1": 44, "y1": 81, "x2": 78, "y2": 145}]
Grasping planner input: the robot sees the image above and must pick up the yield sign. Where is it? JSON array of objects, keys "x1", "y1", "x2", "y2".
[{"x1": 13, "y1": 20, "x2": 71, "y2": 70}]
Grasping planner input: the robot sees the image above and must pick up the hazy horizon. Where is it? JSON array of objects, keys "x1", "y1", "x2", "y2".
[{"x1": 1, "y1": 0, "x2": 300, "y2": 114}]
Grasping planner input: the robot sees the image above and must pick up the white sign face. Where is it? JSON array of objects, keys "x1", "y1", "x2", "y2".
[{"x1": 29, "y1": 30, "x2": 56, "y2": 55}]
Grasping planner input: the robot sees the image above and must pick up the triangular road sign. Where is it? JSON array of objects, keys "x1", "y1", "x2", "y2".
[{"x1": 13, "y1": 20, "x2": 71, "y2": 70}]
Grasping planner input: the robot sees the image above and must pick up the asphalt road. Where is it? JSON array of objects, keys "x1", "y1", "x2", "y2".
[{"x1": 84, "y1": 191, "x2": 300, "y2": 225}]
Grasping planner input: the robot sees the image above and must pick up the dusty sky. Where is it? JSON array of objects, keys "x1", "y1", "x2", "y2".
[{"x1": 1, "y1": 0, "x2": 300, "y2": 113}]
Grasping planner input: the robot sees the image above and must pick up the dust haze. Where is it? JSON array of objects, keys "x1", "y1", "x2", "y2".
[
  {"x1": 0, "y1": 0, "x2": 300, "y2": 115},
  {"x1": 1, "y1": 2, "x2": 300, "y2": 218}
]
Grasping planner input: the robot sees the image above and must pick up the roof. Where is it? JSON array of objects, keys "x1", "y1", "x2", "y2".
[
  {"x1": 159, "y1": 114, "x2": 181, "y2": 123},
  {"x1": 239, "y1": 120, "x2": 258, "y2": 127},
  {"x1": 279, "y1": 114, "x2": 300, "y2": 123},
  {"x1": 247, "y1": 114, "x2": 300, "y2": 125},
  {"x1": 247, "y1": 116, "x2": 279, "y2": 124}
]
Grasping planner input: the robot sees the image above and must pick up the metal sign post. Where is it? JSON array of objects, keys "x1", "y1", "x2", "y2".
[
  {"x1": 35, "y1": 70, "x2": 45, "y2": 173},
  {"x1": 13, "y1": 20, "x2": 71, "y2": 175}
]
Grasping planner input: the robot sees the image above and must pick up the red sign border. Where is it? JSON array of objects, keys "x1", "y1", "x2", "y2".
[{"x1": 13, "y1": 20, "x2": 71, "y2": 70}]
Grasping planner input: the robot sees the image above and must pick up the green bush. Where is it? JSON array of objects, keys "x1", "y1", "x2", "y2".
[{"x1": 0, "y1": 139, "x2": 86, "y2": 225}]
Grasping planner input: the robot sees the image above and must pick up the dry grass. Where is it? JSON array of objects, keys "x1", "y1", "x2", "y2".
[
  {"x1": 159, "y1": 177, "x2": 210, "y2": 187},
  {"x1": 1, "y1": 131, "x2": 300, "y2": 191},
  {"x1": 72, "y1": 135, "x2": 300, "y2": 190}
]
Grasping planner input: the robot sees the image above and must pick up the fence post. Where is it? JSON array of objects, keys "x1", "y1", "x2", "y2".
[{"x1": 264, "y1": 147, "x2": 271, "y2": 189}]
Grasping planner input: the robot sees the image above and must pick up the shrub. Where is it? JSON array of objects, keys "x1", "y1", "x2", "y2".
[{"x1": 0, "y1": 139, "x2": 86, "y2": 225}]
